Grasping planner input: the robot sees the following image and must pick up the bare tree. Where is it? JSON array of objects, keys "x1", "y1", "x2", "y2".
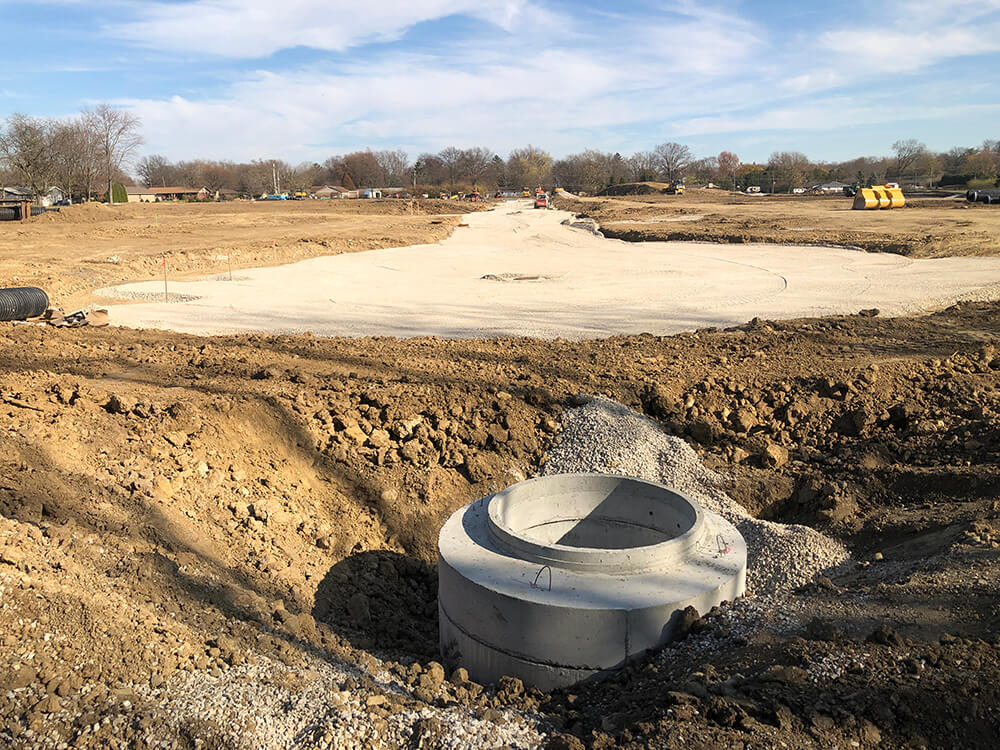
[
  {"x1": 136, "y1": 154, "x2": 174, "y2": 187},
  {"x1": 553, "y1": 150, "x2": 616, "y2": 194},
  {"x1": 83, "y1": 103, "x2": 143, "y2": 204},
  {"x1": 373, "y1": 149, "x2": 410, "y2": 186},
  {"x1": 437, "y1": 147, "x2": 464, "y2": 189},
  {"x1": 487, "y1": 154, "x2": 505, "y2": 189},
  {"x1": 717, "y1": 151, "x2": 740, "y2": 190},
  {"x1": 342, "y1": 151, "x2": 385, "y2": 188},
  {"x1": 627, "y1": 151, "x2": 658, "y2": 182},
  {"x1": 892, "y1": 139, "x2": 927, "y2": 181},
  {"x1": 767, "y1": 151, "x2": 810, "y2": 191},
  {"x1": 457, "y1": 147, "x2": 493, "y2": 188},
  {"x1": 0, "y1": 114, "x2": 54, "y2": 196},
  {"x1": 653, "y1": 142, "x2": 692, "y2": 182},
  {"x1": 414, "y1": 153, "x2": 447, "y2": 187}
]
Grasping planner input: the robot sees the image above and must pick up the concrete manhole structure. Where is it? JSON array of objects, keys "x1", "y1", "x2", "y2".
[{"x1": 438, "y1": 474, "x2": 747, "y2": 690}]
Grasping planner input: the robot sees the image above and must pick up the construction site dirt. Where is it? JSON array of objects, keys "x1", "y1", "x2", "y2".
[
  {"x1": 0, "y1": 196, "x2": 998, "y2": 748},
  {"x1": 560, "y1": 187, "x2": 1000, "y2": 258}
]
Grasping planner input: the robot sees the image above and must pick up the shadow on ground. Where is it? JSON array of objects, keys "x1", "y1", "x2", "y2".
[{"x1": 312, "y1": 550, "x2": 440, "y2": 662}]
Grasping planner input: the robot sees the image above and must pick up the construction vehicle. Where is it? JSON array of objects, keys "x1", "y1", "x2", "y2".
[
  {"x1": 522, "y1": 188, "x2": 532, "y2": 197},
  {"x1": 534, "y1": 193, "x2": 548, "y2": 209},
  {"x1": 664, "y1": 181, "x2": 685, "y2": 195},
  {"x1": 852, "y1": 184, "x2": 905, "y2": 210}
]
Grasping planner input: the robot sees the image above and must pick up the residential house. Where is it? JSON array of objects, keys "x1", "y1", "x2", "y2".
[
  {"x1": 41, "y1": 187, "x2": 68, "y2": 206},
  {"x1": 1, "y1": 186, "x2": 67, "y2": 205},
  {"x1": 139, "y1": 186, "x2": 211, "y2": 201},
  {"x1": 126, "y1": 185, "x2": 156, "y2": 203}
]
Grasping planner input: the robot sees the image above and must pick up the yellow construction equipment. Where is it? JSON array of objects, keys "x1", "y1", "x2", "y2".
[{"x1": 852, "y1": 185, "x2": 905, "y2": 210}]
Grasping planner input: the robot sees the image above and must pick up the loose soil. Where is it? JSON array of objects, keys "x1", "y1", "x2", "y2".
[
  {"x1": 1, "y1": 300, "x2": 999, "y2": 747},
  {"x1": 557, "y1": 187, "x2": 1000, "y2": 257},
  {"x1": 0, "y1": 199, "x2": 480, "y2": 310}
]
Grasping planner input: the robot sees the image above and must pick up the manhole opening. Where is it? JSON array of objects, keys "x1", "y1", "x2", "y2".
[{"x1": 491, "y1": 476, "x2": 698, "y2": 551}]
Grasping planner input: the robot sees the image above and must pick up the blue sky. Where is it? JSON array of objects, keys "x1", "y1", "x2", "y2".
[{"x1": 1, "y1": 0, "x2": 999, "y2": 165}]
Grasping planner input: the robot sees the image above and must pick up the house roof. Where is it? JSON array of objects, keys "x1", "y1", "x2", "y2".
[
  {"x1": 125, "y1": 185, "x2": 155, "y2": 195},
  {"x1": 148, "y1": 186, "x2": 205, "y2": 195},
  {"x1": 311, "y1": 185, "x2": 346, "y2": 192}
]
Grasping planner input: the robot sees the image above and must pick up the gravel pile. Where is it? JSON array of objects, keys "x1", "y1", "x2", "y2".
[
  {"x1": 139, "y1": 654, "x2": 542, "y2": 750},
  {"x1": 541, "y1": 396, "x2": 850, "y2": 597}
]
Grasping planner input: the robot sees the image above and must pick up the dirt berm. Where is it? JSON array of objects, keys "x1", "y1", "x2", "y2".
[
  {"x1": 1, "y1": 299, "x2": 999, "y2": 747},
  {"x1": 556, "y1": 187, "x2": 1000, "y2": 257}
]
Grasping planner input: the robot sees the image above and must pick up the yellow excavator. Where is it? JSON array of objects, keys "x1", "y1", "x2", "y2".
[
  {"x1": 664, "y1": 181, "x2": 685, "y2": 195},
  {"x1": 852, "y1": 184, "x2": 905, "y2": 210}
]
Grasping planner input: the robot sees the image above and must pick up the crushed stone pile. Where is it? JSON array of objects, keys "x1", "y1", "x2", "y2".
[
  {"x1": 139, "y1": 656, "x2": 542, "y2": 750},
  {"x1": 541, "y1": 396, "x2": 851, "y2": 597}
]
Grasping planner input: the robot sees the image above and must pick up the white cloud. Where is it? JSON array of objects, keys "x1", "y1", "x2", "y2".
[
  {"x1": 97, "y1": 0, "x2": 1000, "y2": 161},
  {"x1": 109, "y1": 0, "x2": 534, "y2": 58},
  {"x1": 820, "y1": 27, "x2": 1000, "y2": 72}
]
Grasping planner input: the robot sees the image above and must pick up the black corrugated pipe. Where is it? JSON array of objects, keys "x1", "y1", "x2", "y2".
[
  {"x1": 0, "y1": 287, "x2": 49, "y2": 321},
  {"x1": 968, "y1": 188, "x2": 1000, "y2": 204}
]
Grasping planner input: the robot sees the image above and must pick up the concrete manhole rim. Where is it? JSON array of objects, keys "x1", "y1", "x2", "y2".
[
  {"x1": 438, "y1": 472, "x2": 748, "y2": 689},
  {"x1": 486, "y1": 473, "x2": 706, "y2": 573}
]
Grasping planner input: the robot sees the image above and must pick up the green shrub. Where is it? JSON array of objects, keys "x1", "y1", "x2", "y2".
[{"x1": 111, "y1": 183, "x2": 128, "y2": 203}]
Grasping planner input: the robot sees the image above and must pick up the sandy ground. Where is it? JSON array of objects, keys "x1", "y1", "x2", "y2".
[
  {"x1": 97, "y1": 200, "x2": 1000, "y2": 339},
  {"x1": 0, "y1": 199, "x2": 475, "y2": 309}
]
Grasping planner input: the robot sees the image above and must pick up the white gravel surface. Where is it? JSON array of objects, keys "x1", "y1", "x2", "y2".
[
  {"x1": 541, "y1": 396, "x2": 851, "y2": 596},
  {"x1": 138, "y1": 654, "x2": 542, "y2": 750},
  {"x1": 97, "y1": 200, "x2": 1000, "y2": 339}
]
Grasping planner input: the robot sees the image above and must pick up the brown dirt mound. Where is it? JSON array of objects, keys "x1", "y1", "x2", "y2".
[
  {"x1": 555, "y1": 191, "x2": 1000, "y2": 257},
  {"x1": 1, "y1": 302, "x2": 999, "y2": 747},
  {"x1": 598, "y1": 181, "x2": 668, "y2": 196}
]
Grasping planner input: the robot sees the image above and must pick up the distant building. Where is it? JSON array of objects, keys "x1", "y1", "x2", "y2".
[
  {"x1": 128, "y1": 185, "x2": 209, "y2": 201},
  {"x1": 1, "y1": 186, "x2": 33, "y2": 201},
  {"x1": 2, "y1": 186, "x2": 68, "y2": 205},
  {"x1": 813, "y1": 181, "x2": 849, "y2": 193},
  {"x1": 310, "y1": 185, "x2": 347, "y2": 199},
  {"x1": 125, "y1": 185, "x2": 156, "y2": 202},
  {"x1": 41, "y1": 187, "x2": 68, "y2": 206}
]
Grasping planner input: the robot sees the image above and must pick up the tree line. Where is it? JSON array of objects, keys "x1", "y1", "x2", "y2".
[
  {"x1": 3, "y1": 106, "x2": 998, "y2": 200},
  {"x1": 134, "y1": 145, "x2": 556, "y2": 197},
  {"x1": 0, "y1": 106, "x2": 142, "y2": 202}
]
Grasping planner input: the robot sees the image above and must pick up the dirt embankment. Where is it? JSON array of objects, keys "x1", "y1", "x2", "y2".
[
  {"x1": 0, "y1": 199, "x2": 484, "y2": 309},
  {"x1": 555, "y1": 190, "x2": 1000, "y2": 258},
  {"x1": 1, "y1": 302, "x2": 999, "y2": 747}
]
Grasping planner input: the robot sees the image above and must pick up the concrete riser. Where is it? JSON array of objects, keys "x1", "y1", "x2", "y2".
[
  {"x1": 439, "y1": 560, "x2": 746, "y2": 689},
  {"x1": 437, "y1": 475, "x2": 748, "y2": 691}
]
